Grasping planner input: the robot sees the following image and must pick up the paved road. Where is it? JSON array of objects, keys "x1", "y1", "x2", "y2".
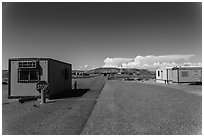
[
  {"x1": 2, "y1": 76, "x2": 106, "y2": 135},
  {"x1": 82, "y1": 80, "x2": 202, "y2": 135}
]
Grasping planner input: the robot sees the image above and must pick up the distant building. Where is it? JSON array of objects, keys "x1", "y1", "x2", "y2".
[
  {"x1": 8, "y1": 58, "x2": 72, "y2": 99},
  {"x1": 156, "y1": 67, "x2": 173, "y2": 83},
  {"x1": 156, "y1": 66, "x2": 202, "y2": 83}
]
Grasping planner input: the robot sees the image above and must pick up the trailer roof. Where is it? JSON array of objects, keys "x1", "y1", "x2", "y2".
[
  {"x1": 156, "y1": 66, "x2": 174, "y2": 70},
  {"x1": 180, "y1": 66, "x2": 201, "y2": 68},
  {"x1": 172, "y1": 66, "x2": 202, "y2": 70},
  {"x1": 9, "y1": 58, "x2": 71, "y2": 65},
  {"x1": 157, "y1": 66, "x2": 202, "y2": 70}
]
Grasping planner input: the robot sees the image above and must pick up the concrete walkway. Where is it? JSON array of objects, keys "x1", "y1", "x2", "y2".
[{"x1": 81, "y1": 80, "x2": 202, "y2": 135}]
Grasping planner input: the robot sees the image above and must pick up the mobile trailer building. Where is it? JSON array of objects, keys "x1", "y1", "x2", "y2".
[
  {"x1": 156, "y1": 67, "x2": 173, "y2": 83},
  {"x1": 8, "y1": 58, "x2": 72, "y2": 99},
  {"x1": 172, "y1": 66, "x2": 202, "y2": 83},
  {"x1": 156, "y1": 66, "x2": 202, "y2": 83}
]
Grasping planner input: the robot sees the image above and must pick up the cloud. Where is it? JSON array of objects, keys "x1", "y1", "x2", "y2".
[
  {"x1": 84, "y1": 64, "x2": 88, "y2": 68},
  {"x1": 103, "y1": 54, "x2": 200, "y2": 69},
  {"x1": 103, "y1": 57, "x2": 134, "y2": 68}
]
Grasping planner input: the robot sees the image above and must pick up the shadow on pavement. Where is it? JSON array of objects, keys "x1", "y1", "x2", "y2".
[
  {"x1": 49, "y1": 89, "x2": 90, "y2": 99},
  {"x1": 188, "y1": 82, "x2": 202, "y2": 85}
]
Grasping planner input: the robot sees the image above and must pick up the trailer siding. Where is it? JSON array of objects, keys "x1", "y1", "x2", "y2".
[
  {"x1": 156, "y1": 68, "x2": 172, "y2": 83},
  {"x1": 167, "y1": 69, "x2": 173, "y2": 81},
  {"x1": 48, "y1": 59, "x2": 72, "y2": 97},
  {"x1": 8, "y1": 58, "x2": 72, "y2": 98},
  {"x1": 9, "y1": 60, "x2": 48, "y2": 97},
  {"x1": 172, "y1": 69, "x2": 179, "y2": 83},
  {"x1": 178, "y1": 69, "x2": 202, "y2": 83}
]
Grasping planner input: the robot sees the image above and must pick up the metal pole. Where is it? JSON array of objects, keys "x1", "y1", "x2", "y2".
[
  {"x1": 40, "y1": 89, "x2": 46, "y2": 104},
  {"x1": 74, "y1": 81, "x2": 77, "y2": 90}
]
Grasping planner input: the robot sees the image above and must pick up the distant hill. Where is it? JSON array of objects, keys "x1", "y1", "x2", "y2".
[
  {"x1": 87, "y1": 67, "x2": 143, "y2": 73},
  {"x1": 85, "y1": 67, "x2": 155, "y2": 78},
  {"x1": 72, "y1": 70, "x2": 87, "y2": 73},
  {"x1": 88, "y1": 67, "x2": 120, "y2": 74}
]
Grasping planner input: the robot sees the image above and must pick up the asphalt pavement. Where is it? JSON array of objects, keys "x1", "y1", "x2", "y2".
[
  {"x1": 2, "y1": 76, "x2": 106, "y2": 135},
  {"x1": 81, "y1": 80, "x2": 202, "y2": 135}
]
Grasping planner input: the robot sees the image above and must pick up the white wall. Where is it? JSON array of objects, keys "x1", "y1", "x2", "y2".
[
  {"x1": 156, "y1": 68, "x2": 167, "y2": 80},
  {"x1": 172, "y1": 69, "x2": 178, "y2": 82}
]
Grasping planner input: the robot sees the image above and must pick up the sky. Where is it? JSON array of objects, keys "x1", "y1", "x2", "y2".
[{"x1": 2, "y1": 2, "x2": 202, "y2": 70}]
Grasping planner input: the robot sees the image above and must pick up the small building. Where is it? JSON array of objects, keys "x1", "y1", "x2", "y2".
[
  {"x1": 8, "y1": 58, "x2": 72, "y2": 99},
  {"x1": 156, "y1": 66, "x2": 202, "y2": 83},
  {"x1": 172, "y1": 66, "x2": 202, "y2": 83},
  {"x1": 156, "y1": 67, "x2": 173, "y2": 83}
]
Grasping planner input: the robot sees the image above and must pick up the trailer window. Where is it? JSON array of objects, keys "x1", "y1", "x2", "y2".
[
  {"x1": 181, "y1": 71, "x2": 188, "y2": 77},
  {"x1": 18, "y1": 69, "x2": 39, "y2": 83},
  {"x1": 19, "y1": 61, "x2": 37, "y2": 68},
  {"x1": 158, "y1": 71, "x2": 160, "y2": 76},
  {"x1": 30, "y1": 70, "x2": 39, "y2": 81},
  {"x1": 19, "y1": 70, "x2": 29, "y2": 81}
]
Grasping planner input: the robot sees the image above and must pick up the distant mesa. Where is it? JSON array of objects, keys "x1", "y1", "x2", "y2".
[{"x1": 72, "y1": 67, "x2": 155, "y2": 79}]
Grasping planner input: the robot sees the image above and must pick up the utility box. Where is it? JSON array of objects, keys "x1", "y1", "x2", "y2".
[{"x1": 8, "y1": 58, "x2": 72, "y2": 99}]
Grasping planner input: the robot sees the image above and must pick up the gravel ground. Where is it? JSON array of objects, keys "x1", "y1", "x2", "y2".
[
  {"x1": 142, "y1": 80, "x2": 202, "y2": 96},
  {"x1": 2, "y1": 76, "x2": 106, "y2": 135},
  {"x1": 81, "y1": 80, "x2": 202, "y2": 135}
]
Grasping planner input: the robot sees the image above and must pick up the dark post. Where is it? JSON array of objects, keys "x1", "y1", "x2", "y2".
[
  {"x1": 40, "y1": 89, "x2": 46, "y2": 104},
  {"x1": 74, "y1": 81, "x2": 77, "y2": 90}
]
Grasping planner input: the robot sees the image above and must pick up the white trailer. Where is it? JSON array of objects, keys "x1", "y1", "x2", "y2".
[
  {"x1": 156, "y1": 66, "x2": 202, "y2": 83},
  {"x1": 172, "y1": 66, "x2": 202, "y2": 83},
  {"x1": 8, "y1": 58, "x2": 72, "y2": 99},
  {"x1": 156, "y1": 67, "x2": 173, "y2": 83}
]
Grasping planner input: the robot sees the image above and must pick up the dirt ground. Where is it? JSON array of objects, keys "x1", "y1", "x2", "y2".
[
  {"x1": 2, "y1": 76, "x2": 106, "y2": 135},
  {"x1": 2, "y1": 78, "x2": 202, "y2": 135},
  {"x1": 82, "y1": 80, "x2": 202, "y2": 135},
  {"x1": 143, "y1": 80, "x2": 202, "y2": 96}
]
